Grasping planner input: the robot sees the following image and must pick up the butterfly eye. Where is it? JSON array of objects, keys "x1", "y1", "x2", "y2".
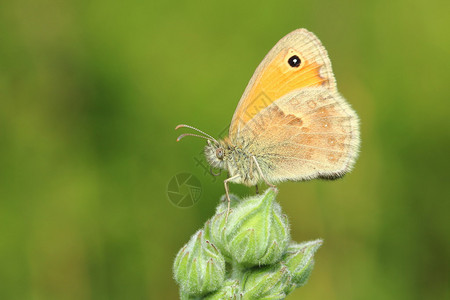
[
  {"x1": 216, "y1": 148, "x2": 224, "y2": 160},
  {"x1": 288, "y1": 55, "x2": 301, "y2": 68}
]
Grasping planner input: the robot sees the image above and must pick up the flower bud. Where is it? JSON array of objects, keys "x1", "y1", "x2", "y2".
[
  {"x1": 203, "y1": 279, "x2": 242, "y2": 300},
  {"x1": 173, "y1": 230, "x2": 225, "y2": 296},
  {"x1": 214, "y1": 193, "x2": 242, "y2": 215},
  {"x1": 283, "y1": 239, "x2": 322, "y2": 288},
  {"x1": 208, "y1": 189, "x2": 290, "y2": 267},
  {"x1": 242, "y1": 264, "x2": 290, "y2": 299},
  {"x1": 204, "y1": 194, "x2": 241, "y2": 262}
]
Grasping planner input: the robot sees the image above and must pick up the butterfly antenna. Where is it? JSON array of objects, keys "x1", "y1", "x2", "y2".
[
  {"x1": 175, "y1": 124, "x2": 219, "y2": 144},
  {"x1": 176, "y1": 133, "x2": 217, "y2": 143}
]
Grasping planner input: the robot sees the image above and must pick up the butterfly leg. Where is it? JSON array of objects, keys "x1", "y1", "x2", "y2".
[
  {"x1": 224, "y1": 174, "x2": 240, "y2": 221},
  {"x1": 250, "y1": 160, "x2": 261, "y2": 194},
  {"x1": 252, "y1": 156, "x2": 277, "y2": 190},
  {"x1": 249, "y1": 154, "x2": 254, "y2": 179}
]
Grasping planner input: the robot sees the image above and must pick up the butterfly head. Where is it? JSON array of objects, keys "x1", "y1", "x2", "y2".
[{"x1": 204, "y1": 139, "x2": 229, "y2": 170}]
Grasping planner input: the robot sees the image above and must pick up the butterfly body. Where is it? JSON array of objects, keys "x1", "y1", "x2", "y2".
[{"x1": 205, "y1": 138, "x2": 264, "y2": 186}]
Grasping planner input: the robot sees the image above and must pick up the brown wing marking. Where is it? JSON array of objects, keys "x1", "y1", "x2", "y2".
[{"x1": 235, "y1": 87, "x2": 360, "y2": 183}]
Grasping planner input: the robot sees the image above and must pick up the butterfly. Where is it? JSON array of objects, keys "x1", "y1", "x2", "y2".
[{"x1": 176, "y1": 28, "x2": 360, "y2": 216}]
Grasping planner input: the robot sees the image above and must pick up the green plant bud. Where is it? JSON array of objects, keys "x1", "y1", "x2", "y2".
[
  {"x1": 242, "y1": 264, "x2": 291, "y2": 299},
  {"x1": 204, "y1": 194, "x2": 241, "y2": 262},
  {"x1": 283, "y1": 239, "x2": 322, "y2": 289},
  {"x1": 209, "y1": 189, "x2": 290, "y2": 267},
  {"x1": 173, "y1": 230, "x2": 226, "y2": 296},
  {"x1": 203, "y1": 279, "x2": 242, "y2": 300},
  {"x1": 179, "y1": 291, "x2": 201, "y2": 300},
  {"x1": 214, "y1": 193, "x2": 242, "y2": 215}
]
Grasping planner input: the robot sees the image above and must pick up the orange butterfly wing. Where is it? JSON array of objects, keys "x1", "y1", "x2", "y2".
[
  {"x1": 228, "y1": 29, "x2": 359, "y2": 182},
  {"x1": 229, "y1": 29, "x2": 337, "y2": 138}
]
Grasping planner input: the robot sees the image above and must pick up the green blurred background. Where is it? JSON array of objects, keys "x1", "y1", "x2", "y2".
[{"x1": 1, "y1": 0, "x2": 449, "y2": 299}]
